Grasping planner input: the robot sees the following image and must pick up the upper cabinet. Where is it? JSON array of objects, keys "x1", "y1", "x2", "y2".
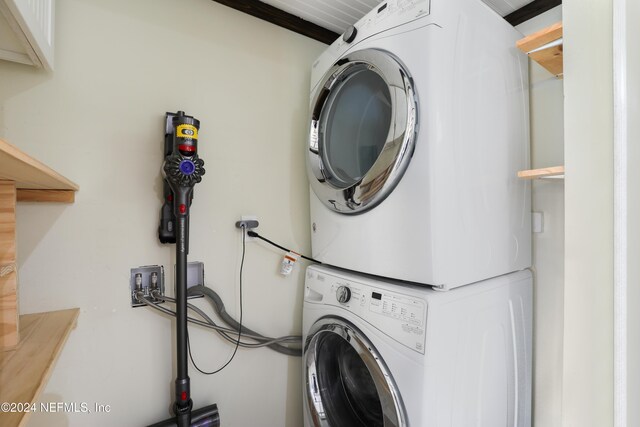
[{"x1": 0, "y1": 0, "x2": 54, "y2": 70}]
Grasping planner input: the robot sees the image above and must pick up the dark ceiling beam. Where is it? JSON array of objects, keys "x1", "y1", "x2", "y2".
[
  {"x1": 211, "y1": 0, "x2": 339, "y2": 45},
  {"x1": 505, "y1": 0, "x2": 562, "y2": 26},
  {"x1": 212, "y1": 0, "x2": 561, "y2": 46}
]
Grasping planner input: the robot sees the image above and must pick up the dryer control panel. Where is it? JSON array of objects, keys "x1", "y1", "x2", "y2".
[
  {"x1": 310, "y1": 0, "x2": 431, "y2": 91},
  {"x1": 354, "y1": 0, "x2": 430, "y2": 40},
  {"x1": 305, "y1": 267, "x2": 427, "y2": 354}
]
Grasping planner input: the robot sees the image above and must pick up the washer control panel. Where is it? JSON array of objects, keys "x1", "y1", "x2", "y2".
[
  {"x1": 306, "y1": 268, "x2": 427, "y2": 354},
  {"x1": 369, "y1": 290, "x2": 424, "y2": 326}
]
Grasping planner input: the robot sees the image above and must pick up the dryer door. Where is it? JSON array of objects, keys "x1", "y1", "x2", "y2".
[
  {"x1": 307, "y1": 48, "x2": 418, "y2": 214},
  {"x1": 303, "y1": 317, "x2": 407, "y2": 427}
]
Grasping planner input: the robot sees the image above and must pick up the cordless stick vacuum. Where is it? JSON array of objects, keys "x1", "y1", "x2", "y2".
[{"x1": 150, "y1": 111, "x2": 220, "y2": 427}]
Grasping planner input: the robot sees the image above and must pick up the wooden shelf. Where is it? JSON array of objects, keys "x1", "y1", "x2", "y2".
[
  {"x1": 517, "y1": 21, "x2": 563, "y2": 77},
  {"x1": 518, "y1": 166, "x2": 565, "y2": 180},
  {"x1": 0, "y1": 141, "x2": 79, "y2": 425},
  {"x1": 0, "y1": 139, "x2": 78, "y2": 203},
  {"x1": 0, "y1": 308, "x2": 79, "y2": 427},
  {"x1": 0, "y1": 139, "x2": 78, "y2": 349}
]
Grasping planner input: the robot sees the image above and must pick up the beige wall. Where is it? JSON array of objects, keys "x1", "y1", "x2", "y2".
[
  {"x1": 625, "y1": 0, "x2": 640, "y2": 425},
  {"x1": 0, "y1": 0, "x2": 324, "y2": 425},
  {"x1": 516, "y1": 8, "x2": 564, "y2": 427},
  {"x1": 563, "y1": 0, "x2": 614, "y2": 426}
]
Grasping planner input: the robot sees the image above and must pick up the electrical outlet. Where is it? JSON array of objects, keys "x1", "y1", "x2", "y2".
[
  {"x1": 532, "y1": 212, "x2": 544, "y2": 233},
  {"x1": 130, "y1": 265, "x2": 165, "y2": 307},
  {"x1": 235, "y1": 215, "x2": 259, "y2": 242}
]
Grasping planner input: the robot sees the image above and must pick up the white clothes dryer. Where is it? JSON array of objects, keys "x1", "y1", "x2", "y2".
[
  {"x1": 302, "y1": 264, "x2": 532, "y2": 427},
  {"x1": 306, "y1": 0, "x2": 531, "y2": 290}
]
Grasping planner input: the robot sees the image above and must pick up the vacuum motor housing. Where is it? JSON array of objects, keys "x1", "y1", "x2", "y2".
[{"x1": 158, "y1": 111, "x2": 205, "y2": 243}]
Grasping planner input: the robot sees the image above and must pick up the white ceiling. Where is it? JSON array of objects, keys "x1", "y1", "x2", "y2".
[
  {"x1": 259, "y1": 0, "x2": 536, "y2": 35},
  {"x1": 260, "y1": 0, "x2": 383, "y2": 35}
]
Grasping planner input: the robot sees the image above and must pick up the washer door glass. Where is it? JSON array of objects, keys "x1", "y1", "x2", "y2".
[
  {"x1": 308, "y1": 49, "x2": 418, "y2": 214},
  {"x1": 304, "y1": 317, "x2": 407, "y2": 427}
]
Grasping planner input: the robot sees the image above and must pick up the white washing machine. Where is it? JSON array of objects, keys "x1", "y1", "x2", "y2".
[
  {"x1": 302, "y1": 264, "x2": 532, "y2": 427},
  {"x1": 306, "y1": 0, "x2": 531, "y2": 290}
]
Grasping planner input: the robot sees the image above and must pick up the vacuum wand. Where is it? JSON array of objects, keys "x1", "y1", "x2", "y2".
[{"x1": 150, "y1": 111, "x2": 219, "y2": 427}]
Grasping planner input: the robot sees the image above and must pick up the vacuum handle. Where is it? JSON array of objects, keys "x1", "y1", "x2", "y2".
[{"x1": 159, "y1": 181, "x2": 176, "y2": 244}]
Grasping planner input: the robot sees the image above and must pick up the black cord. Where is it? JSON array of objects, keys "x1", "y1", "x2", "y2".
[
  {"x1": 187, "y1": 225, "x2": 245, "y2": 375},
  {"x1": 247, "y1": 230, "x2": 321, "y2": 264}
]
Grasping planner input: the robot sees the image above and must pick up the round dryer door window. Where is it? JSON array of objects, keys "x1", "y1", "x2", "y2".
[
  {"x1": 307, "y1": 49, "x2": 418, "y2": 214},
  {"x1": 303, "y1": 317, "x2": 407, "y2": 427}
]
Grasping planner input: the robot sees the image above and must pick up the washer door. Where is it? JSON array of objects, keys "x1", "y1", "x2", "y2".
[
  {"x1": 307, "y1": 48, "x2": 418, "y2": 214},
  {"x1": 304, "y1": 317, "x2": 407, "y2": 427}
]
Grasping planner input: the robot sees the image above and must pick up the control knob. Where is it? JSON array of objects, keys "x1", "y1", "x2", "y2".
[
  {"x1": 336, "y1": 285, "x2": 351, "y2": 304},
  {"x1": 343, "y1": 26, "x2": 357, "y2": 43}
]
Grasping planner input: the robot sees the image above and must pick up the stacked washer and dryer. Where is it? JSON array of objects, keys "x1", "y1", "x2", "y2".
[{"x1": 302, "y1": 0, "x2": 532, "y2": 426}]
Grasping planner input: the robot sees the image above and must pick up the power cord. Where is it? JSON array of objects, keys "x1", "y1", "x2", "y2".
[
  {"x1": 137, "y1": 226, "x2": 308, "y2": 370},
  {"x1": 187, "y1": 224, "x2": 246, "y2": 375},
  {"x1": 247, "y1": 230, "x2": 321, "y2": 264}
]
